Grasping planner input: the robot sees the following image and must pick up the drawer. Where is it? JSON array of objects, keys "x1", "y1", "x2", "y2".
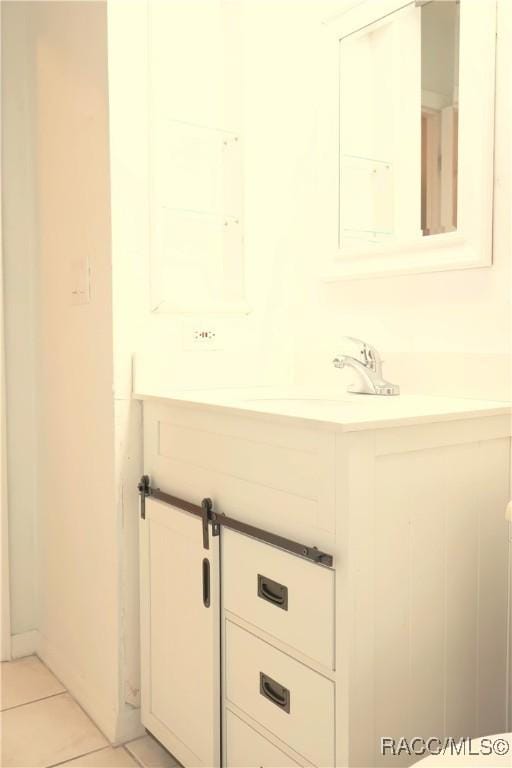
[
  {"x1": 225, "y1": 621, "x2": 334, "y2": 767},
  {"x1": 223, "y1": 529, "x2": 335, "y2": 668},
  {"x1": 225, "y1": 709, "x2": 302, "y2": 767}
]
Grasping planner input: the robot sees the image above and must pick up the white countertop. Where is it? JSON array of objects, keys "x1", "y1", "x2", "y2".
[{"x1": 133, "y1": 386, "x2": 511, "y2": 431}]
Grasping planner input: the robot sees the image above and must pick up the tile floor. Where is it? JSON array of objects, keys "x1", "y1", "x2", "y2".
[{"x1": 1, "y1": 656, "x2": 179, "y2": 768}]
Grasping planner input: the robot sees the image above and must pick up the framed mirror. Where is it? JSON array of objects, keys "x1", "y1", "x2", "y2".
[{"x1": 324, "y1": 0, "x2": 496, "y2": 280}]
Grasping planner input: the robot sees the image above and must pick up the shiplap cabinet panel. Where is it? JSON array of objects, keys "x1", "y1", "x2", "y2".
[
  {"x1": 364, "y1": 438, "x2": 510, "y2": 766},
  {"x1": 143, "y1": 401, "x2": 336, "y2": 548},
  {"x1": 140, "y1": 498, "x2": 220, "y2": 767},
  {"x1": 475, "y1": 438, "x2": 510, "y2": 736}
]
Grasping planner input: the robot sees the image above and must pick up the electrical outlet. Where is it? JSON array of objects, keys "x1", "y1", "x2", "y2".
[
  {"x1": 193, "y1": 329, "x2": 216, "y2": 343},
  {"x1": 183, "y1": 321, "x2": 223, "y2": 350}
]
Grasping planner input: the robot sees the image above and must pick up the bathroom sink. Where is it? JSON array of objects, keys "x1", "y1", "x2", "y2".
[
  {"x1": 242, "y1": 397, "x2": 359, "y2": 407},
  {"x1": 245, "y1": 396, "x2": 354, "y2": 405},
  {"x1": 236, "y1": 394, "x2": 373, "y2": 422},
  {"x1": 240, "y1": 390, "x2": 368, "y2": 407}
]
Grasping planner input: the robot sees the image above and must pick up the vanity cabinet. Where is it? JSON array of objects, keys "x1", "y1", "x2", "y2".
[{"x1": 139, "y1": 396, "x2": 510, "y2": 767}]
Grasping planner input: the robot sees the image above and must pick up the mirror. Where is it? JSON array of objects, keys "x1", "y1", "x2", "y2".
[
  {"x1": 421, "y1": 1, "x2": 459, "y2": 236},
  {"x1": 339, "y1": 0, "x2": 460, "y2": 250}
]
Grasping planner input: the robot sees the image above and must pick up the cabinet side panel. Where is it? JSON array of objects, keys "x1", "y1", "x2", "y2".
[
  {"x1": 476, "y1": 437, "x2": 510, "y2": 736},
  {"x1": 352, "y1": 435, "x2": 509, "y2": 767},
  {"x1": 373, "y1": 451, "x2": 414, "y2": 767}
]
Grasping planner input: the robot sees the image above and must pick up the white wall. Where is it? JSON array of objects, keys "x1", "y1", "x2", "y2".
[
  {"x1": 1, "y1": 1, "x2": 38, "y2": 644},
  {"x1": 0, "y1": 0, "x2": 141, "y2": 742},
  {"x1": 2, "y1": 2, "x2": 143, "y2": 738},
  {"x1": 214, "y1": 0, "x2": 511, "y2": 402},
  {"x1": 132, "y1": 0, "x2": 511, "y2": 403},
  {"x1": 304, "y1": 2, "x2": 512, "y2": 399},
  {"x1": 31, "y1": 0, "x2": 128, "y2": 740},
  {"x1": 115, "y1": 1, "x2": 294, "y2": 397}
]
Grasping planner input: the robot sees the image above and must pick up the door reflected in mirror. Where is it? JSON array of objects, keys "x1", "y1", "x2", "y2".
[
  {"x1": 421, "y1": 0, "x2": 459, "y2": 236},
  {"x1": 339, "y1": 0, "x2": 460, "y2": 250}
]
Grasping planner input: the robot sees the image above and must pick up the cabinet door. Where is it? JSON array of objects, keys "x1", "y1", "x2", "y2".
[{"x1": 140, "y1": 497, "x2": 220, "y2": 767}]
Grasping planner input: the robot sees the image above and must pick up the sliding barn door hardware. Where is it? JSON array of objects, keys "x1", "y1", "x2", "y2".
[{"x1": 138, "y1": 476, "x2": 333, "y2": 567}]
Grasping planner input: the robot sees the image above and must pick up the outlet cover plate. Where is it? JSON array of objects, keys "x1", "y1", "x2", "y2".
[{"x1": 183, "y1": 320, "x2": 223, "y2": 351}]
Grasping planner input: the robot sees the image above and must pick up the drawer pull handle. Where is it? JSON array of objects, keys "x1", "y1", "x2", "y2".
[
  {"x1": 202, "y1": 558, "x2": 210, "y2": 607},
  {"x1": 257, "y1": 574, "x2": 288, "y2": 611},
  {"x1": 259, "y1": 672, "x2": 290, "y2": 713}
]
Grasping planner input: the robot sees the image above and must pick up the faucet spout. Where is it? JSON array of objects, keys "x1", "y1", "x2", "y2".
[{"x1": 333, "y1": 339, "x2": 399, "y2": 396}]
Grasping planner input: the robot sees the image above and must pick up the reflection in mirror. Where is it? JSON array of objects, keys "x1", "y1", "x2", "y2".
[
  {"x1": 421, "y1": 0, "x2": 460, "y2": 236},
  {"x1": 339, "y1": 0, "x2": 460, "y2": 250}
]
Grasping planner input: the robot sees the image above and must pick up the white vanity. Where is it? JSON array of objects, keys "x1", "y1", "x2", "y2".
[{"x1": 136, "y1": 389, "x2": 510, "y2": 768}]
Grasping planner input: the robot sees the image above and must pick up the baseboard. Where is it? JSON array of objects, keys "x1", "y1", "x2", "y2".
[
  {"x1": 37, "y1": 632, "x2": 143, "y2": 744},
  {"x1": 11, "y1": 630, "x2": 39, "y2": 659},
  {"x1": 115, "y1": 705, "x2": 145, "y2": 744}
]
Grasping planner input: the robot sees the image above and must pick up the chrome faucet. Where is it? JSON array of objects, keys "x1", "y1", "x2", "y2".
[{"x1": 333, "y1": 337, "x2": 399, "y2": 396}]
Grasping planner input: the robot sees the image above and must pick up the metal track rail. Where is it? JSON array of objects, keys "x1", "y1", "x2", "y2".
[{"x1": 138, "y1": 476, "x2": 333, "y2": 568}]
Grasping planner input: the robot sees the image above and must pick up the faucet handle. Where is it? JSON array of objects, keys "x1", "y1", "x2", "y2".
[
  {"x1": 337, "y1": 337, "x2": 381, "y2": 371},
  {"x1": 333, "y1": 337, "x2": 399, "y2": 396}
]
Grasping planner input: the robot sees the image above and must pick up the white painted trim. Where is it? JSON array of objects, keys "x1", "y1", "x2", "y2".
[
  {"x1": 326, "y1": 0, "x2": 412, "y2": 38},
  {"x1": 503, "y1": 0, "x2": 512, "y2": 731},
  {"x1": 10, "y1": 630, "x2": 39, "y2": 659},
  {"x1": 322, "y1": 0, "x2": 497, "y2": 280},
  {"x1": 507, "y1": 518, "x2": 512, "y2": 731},
  {"x1": 2, "y1": 0, "x2": 39, "y2": 651},
  {"x1": 0, "y1": 405, "x2": 9, "y2": 663},
  {"x1": 0, "y1": 0, "x2": 11, "y2": 659},
  {"x1": 114, "y1": 706, "x2": 145, "y2": 746}
]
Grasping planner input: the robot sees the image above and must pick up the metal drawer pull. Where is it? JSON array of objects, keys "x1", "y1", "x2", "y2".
[
  {"x1": 259, "y1": 672, "x2": 290, "y2": 713},
  {"x1": 257, "y1": 574, "x2": 288, "y2": 611},
  {"x1": 202, "y1": 558, "x2": 210, "y2": 607}
]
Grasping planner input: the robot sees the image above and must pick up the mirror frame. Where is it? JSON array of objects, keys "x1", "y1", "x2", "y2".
[{"x1": 322, "y1": 0, "x2": 497, "y2": 281}]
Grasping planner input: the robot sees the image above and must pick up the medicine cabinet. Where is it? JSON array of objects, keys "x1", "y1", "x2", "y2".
[{"x1": 324, "y1": 0, "x2": 497, "y2": 280}]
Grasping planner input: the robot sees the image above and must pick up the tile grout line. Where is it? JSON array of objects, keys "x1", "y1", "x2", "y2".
[
  {"x1": 123, "y1": 744, "x2": 145, "y2": 768},
  {"x1": 48, "y1": 742, "x2": 147, "y2": 768},
  {"x1": 46, "y1": 744, "x2": 111, "y2": 768},
  {"x1": 29, "y1": 665, "x2": 114, "y2": 750},
  {"x1": 46, "y1": 736, "x2": 145, "y2": 768},
  {"x1": 26, "y1": 656, "x2": 114, "y2": 746},
  {"x1": 0, "y1": 689, "x2": 67, "y2": 713},
  {"x1": 124, "y1": 736, "x2": 179, "y2": 768},
  {"x1": 2, "y1": 658, "x2": 149, "y2": 768},
  {"x1": 0, "y1": 692, "x2": 115, "y2": 768}
]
